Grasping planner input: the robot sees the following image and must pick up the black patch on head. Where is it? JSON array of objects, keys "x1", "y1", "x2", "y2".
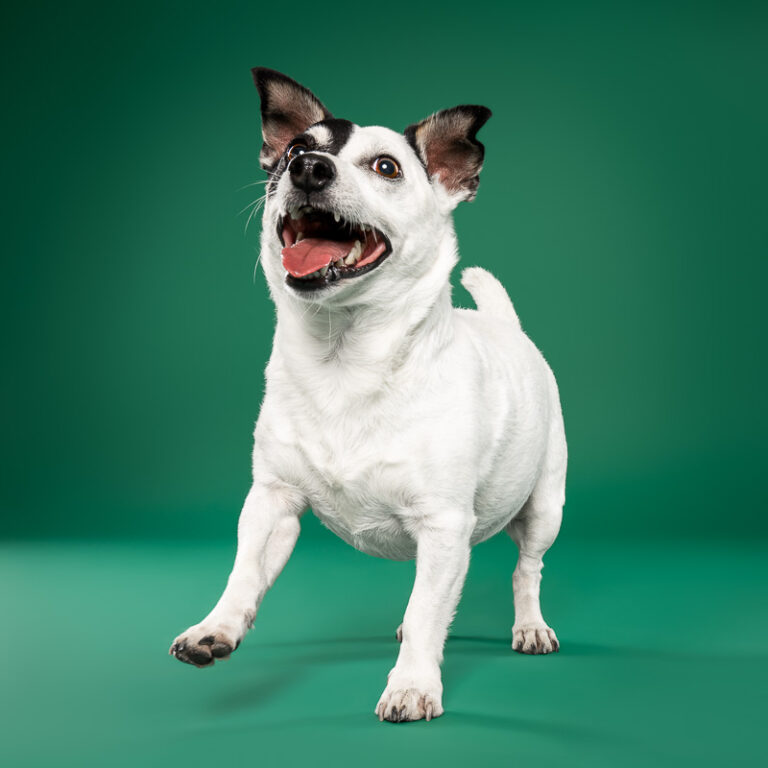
[
  {"x1": 310, "y1": 118, "x2": 354, "y2": 156},
  {"x1": 265, "y1": 119, "x2": 355, "y2": 197}
]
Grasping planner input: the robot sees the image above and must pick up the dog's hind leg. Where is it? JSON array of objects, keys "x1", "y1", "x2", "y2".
[
  {"x1": 169, "y1": 477, "x2": 305, "y2": 667},
  {"x1": 507, "y1": 425, "x2": 565, "y2": 654}
]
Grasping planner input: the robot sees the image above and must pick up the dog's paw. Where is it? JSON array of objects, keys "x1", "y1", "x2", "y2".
[
  {"x1": 512, "y1": 624, "x2": 559, "y2": 654},
  {"x1": 169, "y1": 623, "x2": 241, "y2": 668},
  {"x1": 375, "y1": 675, "x2": 443, "y2": 723}
]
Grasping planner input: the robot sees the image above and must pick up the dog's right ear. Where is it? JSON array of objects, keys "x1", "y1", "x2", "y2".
[{"x1": 251, "y1": 68, "x2": 333, "y2": 171}]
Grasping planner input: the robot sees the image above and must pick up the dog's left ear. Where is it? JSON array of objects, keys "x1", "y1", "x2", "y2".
[
  {"x1": 405, "y1": 105, "x2": 491, "y2": 205},
  {"x1": 251, "y1": 67, "x2": 333, "y2": 171}
]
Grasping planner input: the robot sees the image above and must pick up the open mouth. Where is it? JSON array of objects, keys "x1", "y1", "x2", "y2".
[{"x1": 278, "y1": 206, "x2": 391, "y2": 291}]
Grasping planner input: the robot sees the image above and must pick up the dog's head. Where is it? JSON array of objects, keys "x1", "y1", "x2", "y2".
[{"x1": 252, "y1": 68, "x2": 491, "y2": 307}]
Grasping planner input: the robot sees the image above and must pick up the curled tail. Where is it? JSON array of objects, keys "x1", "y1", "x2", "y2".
[{"x1": 460, "y1": 267, "x2": 520, "y2": 328}]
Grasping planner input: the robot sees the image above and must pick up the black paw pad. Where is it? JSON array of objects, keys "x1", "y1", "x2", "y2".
[
  {"x1": 211, "y1": 642, "x2": 233, "y2": 658},
  {"x1": 186, "y1": 647, "x2": 213, "y2": 666}
]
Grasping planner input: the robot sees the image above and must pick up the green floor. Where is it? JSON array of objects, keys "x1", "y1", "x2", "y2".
[{"x1": 2, "y1": 523, "x2": 766, "y2": 767}]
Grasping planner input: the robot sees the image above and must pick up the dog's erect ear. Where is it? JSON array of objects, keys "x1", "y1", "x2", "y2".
[
  {"x1": 405, "y1": 106, "x2": 492, "y2": 203},
  {"x1": 251, "y1": 68, "x2": 333, "y2": 171}
]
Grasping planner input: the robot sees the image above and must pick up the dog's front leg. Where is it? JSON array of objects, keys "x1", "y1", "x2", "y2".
[
  {"x1": 170, "y1": 479, "x2": 304, "y2": 667},
  {"x1": 376, "y1": 515, "x2": 473, "y2": 722}
]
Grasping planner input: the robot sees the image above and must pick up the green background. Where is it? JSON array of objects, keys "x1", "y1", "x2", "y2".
[{"x1": 2, "y1": 1, "x2": 766, "y2": 766}]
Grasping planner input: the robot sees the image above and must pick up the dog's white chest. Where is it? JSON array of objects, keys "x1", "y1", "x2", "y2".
[{"x1": 272, "y1": 387, "x2": 420, "y2": 559}]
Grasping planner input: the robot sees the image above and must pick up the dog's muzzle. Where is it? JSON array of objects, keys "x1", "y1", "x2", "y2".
[{"x1": 278, "y1": 206, "x2": 392, "y2": 292}]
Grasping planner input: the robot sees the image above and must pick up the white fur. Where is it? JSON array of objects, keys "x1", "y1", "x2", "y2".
[{"x1": 171, "y1": 124, "x2": 567, "y2": 722}]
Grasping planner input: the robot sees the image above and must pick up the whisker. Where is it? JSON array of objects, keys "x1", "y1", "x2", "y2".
[
  {"x1": 240, "y1": 177, "x2": 270, "y2": 187},
  {"x1": 298, "y1": 301, "x2": 314, "y2": 322},
  {"x1": 237, "y1": 180, "x2": 270, "y2": 192},
  {"x1": 252, "y1": 250, "x2": 263, "y2": 283},
  {"x1": 237, "y1": 200, "x2": 258, "y2": 217},
  {"x1": 244, "y1": 198, "x2": 266, "y2": 234}
]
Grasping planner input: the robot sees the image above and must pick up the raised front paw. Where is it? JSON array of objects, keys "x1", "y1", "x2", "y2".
[
  {"x1": 375, "y1": 674, "x2": 443, "y2": 723},
  {"x1": 169, "y1": 622, "x2": 241, "y2": 668},
  {"x1": 512, "y1": 624, "x2": 560, "y2": 654}
]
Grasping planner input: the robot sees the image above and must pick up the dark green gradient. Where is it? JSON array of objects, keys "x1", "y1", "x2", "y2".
[{"x1": 2, "y1": 0, "x2": 766, "y2": 540}]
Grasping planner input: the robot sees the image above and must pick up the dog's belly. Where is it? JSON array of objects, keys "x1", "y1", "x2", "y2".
[
  {"x1": 295, "y1": 436, "x2": 531, "y2": 560},
  {"x1": 312, "y1": 500, "x2": 418, "y2": 560},
  {"x1": 305, "y1": 441, "x2": 537, "y2": 561},
  {"x1": 310, "y1": 478, "x2": 529, "y2": 560}
]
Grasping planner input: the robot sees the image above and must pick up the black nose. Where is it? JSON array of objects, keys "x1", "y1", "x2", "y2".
[{"x1": 288, "y1": 153, "x2": 336, "y2": 193}]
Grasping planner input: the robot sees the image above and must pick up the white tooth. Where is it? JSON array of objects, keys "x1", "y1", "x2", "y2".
[
  {"x1": 301, "y1": 205, "x2": 314, "y2": 214},
  {"x1": 345, "y1": 240, "x2": 362, "y2": 265},
  {"x1": 290, "y1": 207, "x2": 301, "y2": 221},
  {"x1": 320, "y1": 266, "x2": 329, "y2": 276},
  {"x1": 295, "y1": 232, "x2": 305, "y2": 243},
  {"x1": 334, "y1": 258, "x2": 344, "y2": 267},
  {"x1": 333, "y1": 212, "x2": 340, "y2": 223}
]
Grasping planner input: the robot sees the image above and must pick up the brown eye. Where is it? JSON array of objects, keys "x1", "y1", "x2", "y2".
[
  {"x1": 372, "y1": 156, "x2": 400, "y2": 178},
  {"x1": 287, "y1": 142, "x2": 308, "y2": 162}
]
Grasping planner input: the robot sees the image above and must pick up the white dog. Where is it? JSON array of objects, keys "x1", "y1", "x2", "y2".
[{"x1": 170, "y1": 68, "x2": 567, "y2": 723}]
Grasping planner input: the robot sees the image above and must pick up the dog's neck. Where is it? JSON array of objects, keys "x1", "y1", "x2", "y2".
[{"x1": 270, "y1": 236, "x2": 458, "y2": 386}]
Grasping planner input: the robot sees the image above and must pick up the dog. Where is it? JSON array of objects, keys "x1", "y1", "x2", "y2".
[{"x1": 170, "y1": 68, "x2": 567, "y2": 723}]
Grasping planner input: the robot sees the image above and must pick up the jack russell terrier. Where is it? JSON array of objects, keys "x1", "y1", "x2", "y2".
[{"x1": 170, "y1": 68, "x2": 567, "y2": 723}]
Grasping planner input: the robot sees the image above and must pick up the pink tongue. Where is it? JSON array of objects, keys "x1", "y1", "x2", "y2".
[{"x1": 281, "y1": 239, "x2": 353, "y2": 277}]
